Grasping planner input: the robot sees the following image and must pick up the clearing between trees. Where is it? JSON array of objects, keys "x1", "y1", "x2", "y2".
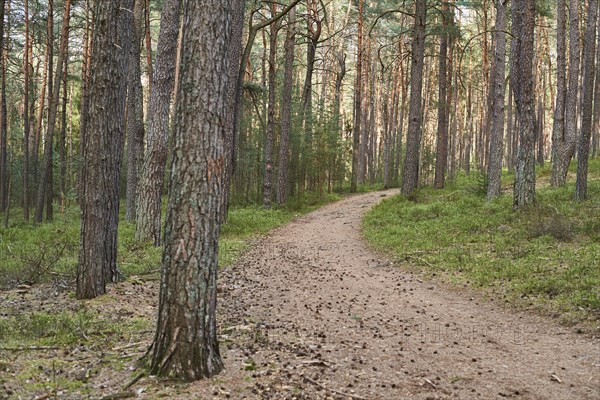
[{"x1": 1, "y1": 190, "x2": 598, "y2": 399}]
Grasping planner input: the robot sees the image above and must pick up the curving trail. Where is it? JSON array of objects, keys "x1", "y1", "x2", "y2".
[{"x1": 180, "y1": 190, "x2": 599, "y2": 399}]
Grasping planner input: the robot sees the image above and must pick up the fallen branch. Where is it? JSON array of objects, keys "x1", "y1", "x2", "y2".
[{"x1": 123, "y1": 371, "x2": 145, "y2": 390}]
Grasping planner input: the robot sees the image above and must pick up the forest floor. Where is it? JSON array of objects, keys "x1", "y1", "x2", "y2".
[{"x1": 1, "y1": 190, "x2": 599, "y2": 399}]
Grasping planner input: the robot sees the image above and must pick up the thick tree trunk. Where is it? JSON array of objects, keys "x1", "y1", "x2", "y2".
[
  {"x1": 552, "y1": 0, "x2": 579, "y2": 187},
  {"x1": 401, "y1": 0, "x2": 426, "y2": 195},
  {"x1": 575, "y1": 0, "x2": 598, "y2": 201},
  {"x1": 434, "y1": 1, "x2": 449, "y2": 189},
  {"x1": 277, "y1": 6, "x2": 296, "y2": 205},
  {"x1": 125, "y1": 0, "x2": 146, "y2": 222},
  {"x1": 486, "y1": 0, "x2": 507, "y2": 200},
  {"x1": 77, "y1": 0, "x2": 133, "y2": 299},
  {"x1": 34, "y1": 0, "x2": 71, "y2": 224},
  {"x1": 512, "y1": 0, "x2": 536, "y2": 208},
  {"x1": 135, "y1": 0, "x2": 182, "y2": 245},
  {"x1": 149, "y1": 0, "x2": 232, "y2": 380}
]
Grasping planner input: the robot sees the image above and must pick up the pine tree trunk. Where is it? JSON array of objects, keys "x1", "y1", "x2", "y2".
[
  {"x1": 77, "y1": 0, "x2": 133, "y2": 299},
  {"x1": 575, "y1": 0, "x2": 598, "y2": 201},
  {"x1": 223, "y1": 0, "x2": 246, "y2": 217},
  {"x1": 125, "y1": 0, "x2": 146, "y2": 222},
  {"x1": 401, "y1": 0, "x2": 426, "y2": 195},
  {"x1": 434, "y1": 2, "x2": 449, "y2": 189},
  {"x1": 60, "y1": 43, "x2": 69, "y2": 208},
  {"x1": 592, "y1": 2, "x2": 600, "y2": 159},
  {"x1": 351, "y1": 0, "x2": 363, "y2": 193},
  {"x1": 552, "y1": 0, "x2": 579, "y2": 187},
  {"x1": 486, "y1": 0, "x2": 507, "y2": 200},
  {"x1": 277, "y1": 6, "x2": 296, "y2": 205},
  {"x1": 78, "y1": 0, "x2": 93, "y2": 203},
  {"x1": 135, "y1": 0, "x2": 182, "y2": 245},
  {"x1": 35, "y1": 0, "x2": 72, "y2": 223},
  {"x1": 149, "y1": 0, "x2": 232, "y2": 380},
  {"x1": 300, "y1": 0, "x2": 321, "y2": 192},
  {"x1": 23, "y1": 0, "x2": 31, "y2": 220},
  {"x1": 0, "y1": 0, "x2": 7, "y2": 213},
  {"x1": 263, "y1": 5, "x2": 280, "y2": 209},
  {"x1": 512, "y1": 0, "x2": 536, "y2": 208}
]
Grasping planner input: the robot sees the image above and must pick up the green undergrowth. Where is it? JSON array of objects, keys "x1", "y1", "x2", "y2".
[
  {"x1": 0, "y1": 191, "x2": 342, "y2": 289},
  {"x1": 363, "y1": 160, "x2": 600, "y2": 329},
  {"x1": 0, "y1": 307, "x2": 149, "y2": 349}
]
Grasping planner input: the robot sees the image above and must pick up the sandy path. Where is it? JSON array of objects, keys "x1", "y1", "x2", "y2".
[
  {"x1": 2, "y1": 190, "x2": 598, "y2": 400},
  {"x1": 174, "y1": 190, "x2": 598, "y2": 400}
]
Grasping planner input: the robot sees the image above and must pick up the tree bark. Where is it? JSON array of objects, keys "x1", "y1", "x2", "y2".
[
  {"x1": 575, "y1": 0, "x2": 598, "y2": 201},
  {"x1": 299, "y1": 0, "x2": 321, "y2": 192},
  {"x1": 351, "y1": 0, "x2": 364, "y2": 193},
  {"x1": 0, "y1": 0, "x2": 7, "y2": 213},
  {"x1": 434, "y1": 1, "x2": 449, "y2": 189},
  {"x1": 592, "y1": 1, "x2": 600, "y2": 159},
  {"x1": 136, "y1": 0, "x2": 182, "y2": 245},
  {"x1": 59, "y1": 39, "x2": 69, "y2": 208},
  {"x1": 77, "y1": 0, "x2": 134, "y2": 299},
  {"x1": 512, "y1": 0, "x2": 536, "y2": 208},
  {"x1": 34, "y1": 0, "x2": 71, "y2": 223},
  {"x1": 125, "y1": 0, "x2": 146, "y2": 222},
  {"x1": 23, "y1": 0, "x2": 31, "y2": 220},
  {"x1": 277, "y1": 6, "x2": 296, "y2": 205},
  {"x1": 78, "y1": 0, "x2": 93, "y2": 203},
  {"x1": 222, "y1": 0, "x2": 246, "y2": 217},
  {"x1": 149, "y1": 0, "x2": 232, "y2": 380},
  {"x1": 552, "y1": 0, "x2": 580, "y2": 187},
  {"x1": 401, "y1": 0, "x2": 426, "y2": 195},
  {"x1": 486, "y1": 0, "x2": 507, "y2": 200},
  {"x1": 263, "y1": 5, "x2": 280, "y2": 209}
]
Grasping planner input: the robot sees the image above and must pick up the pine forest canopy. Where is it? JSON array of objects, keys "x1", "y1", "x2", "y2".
[{"x1": 0, "y1": 0, "x2": 598, "y2": 382}]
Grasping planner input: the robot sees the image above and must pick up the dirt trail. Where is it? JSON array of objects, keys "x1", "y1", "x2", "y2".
[
  {"x1": 188, "y1": 190, "x2": 599, "y2": 399},
  {"x1": 2, "y1": 190, "x2": 599, "y2": 399}
]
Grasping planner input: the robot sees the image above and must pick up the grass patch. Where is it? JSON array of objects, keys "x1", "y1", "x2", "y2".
[
  {"x1": 363, "y1": 160, "x2": 600, "y2": 328},
  {"x1": 0, "y1": 308, "x2": 149, "y2": 348},
  {"x1": 0, "y1": 191, "x2": 343, "y2": 288}
]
